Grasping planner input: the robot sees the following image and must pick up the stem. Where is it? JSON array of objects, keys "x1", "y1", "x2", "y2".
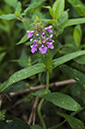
[
  {"x1": 38, "y1": 98, "x2": 46, "y2": 129},
  {"x1": 38, "y1": 71, "x2": 49, "y2": 129},
  {"x1": 45, "y1": 71, "x2": 49, "y2": 94}
]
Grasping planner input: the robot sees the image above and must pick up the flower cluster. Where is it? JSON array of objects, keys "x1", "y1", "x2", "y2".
[{"x1": 27, "y1": 25, "x2": 54, "y2": 54}]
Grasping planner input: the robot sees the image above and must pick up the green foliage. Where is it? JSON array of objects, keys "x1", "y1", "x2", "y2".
[
  {"x1": 0, "y1": 14, "x2": 17, "y2": 20},
  {"x1": 0, "y1": 118, "x2": 30, "y2": 129},
  {"x1": 67, "y1": 0, "x2": 85, "y2": 17},
  {"x1": 42, "y1": 92, "x2": 82, "y2": 111},
  {"x1": 30, "y1": 125, "x2": 43, "y2": 129},
  {"x1": 73, "y1": 25, "x2": 82, "y2": 47},
  {"x1": 60, "y1": 65, "x2": 85, "y2": 85},
  {"x1": 40, "y1": 50, "x2": 53, "y2": 73},
  {"x1": 0, "y1": 110, "x2": 6, "y2": 120},
  {"x1": 58, "y1": 112, "x2": 85, "y2": 129},
  {"x1": 1, "y1": 0, "x2": 85, "y2": 128}
]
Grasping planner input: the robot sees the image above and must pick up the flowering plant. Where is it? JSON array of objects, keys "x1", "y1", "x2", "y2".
[{"x1": 27, "y1": 22, "x2": 54, "y2": 54}]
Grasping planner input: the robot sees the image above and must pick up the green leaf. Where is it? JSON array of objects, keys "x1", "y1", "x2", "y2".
[
  {"x1": 58, "y1": 10, "x2": 69, "y2": 28},
  {"x1": 18, "y1": 50, "x2": 29, "y2": 67},
  {"x1": 15, "y1": 2, "x2": 22, "y2": 16},
  {"x1": 52, "y1": 0, "x2": 65, "y2": 20},
  {"x1": 8, "y1": 118, "x2": 30, "y2": 129},
  {"x1": 74, "y1": 55, "x2": 85, "y2": 64},
  {"x1": 0, "y1": 52, "x2": 6, "y2": 63},
  {"x1": 17, "y1": 33, "x2": 28, "y2": 45},
  {"x1": 58, "y1": 112, "x2": 85, "y2": 129},
  {"x1": 4, "y1": 0, "x2": 18, "y2": 8},
  {"x1": 63, "y1": 18, "x2": 85, "y2": 28},
  {"x1": 0, "y1": 63, "x2": 46, "y2": 92},
  {"x1": 0, "y1": 110, "x2": 6, "y2": 120},
  {"x1": 60, "y1": 65, "x2": 85, "y2": 85},
  {"x1": 41, "y1": 51, "x2": 53, "y2": 73},
  {"x1": 53, "y1": 50, "x2": 85, "y2": 68},
  {"x1": 30, "y1": 125, "x2": 43, "y2": 129},
  {"x1": 0, "y1": 118, "x2": 30, "y2": 129},
  {"x1": 2, "y1": 50, "x2": 85, "y2": 92},
  {"x1": 42, "y1": 92, "x2": 82, "y2": 111},
  {"x1": 67, "y1": 0, "x2": 85, "y2": 17},
  {"x1": 23, "y1": 0, "x2": 45, "y2": 15},
  {"x1": 73, "y1": 25, "x2": 82, "y2": 47},
  {"x1": 33, "y1": 89, "x2": 51, "y2": 97},
  {"x1": 0, "y1": 14, "x2": 17, "y2": 20}
]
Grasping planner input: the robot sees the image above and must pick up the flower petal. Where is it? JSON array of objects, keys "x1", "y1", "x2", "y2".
[
  {"x1": 46, "y1": 42, "x2": 54, "y2": 49},
  {"x1": 39, "y1": 44, "x2": 47, "y2": 54}
]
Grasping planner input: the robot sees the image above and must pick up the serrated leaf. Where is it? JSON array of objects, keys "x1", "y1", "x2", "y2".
[
  {"x1": 58, "y1": 112, "x2": 85, "y2": 129},
  {"x1": 42, "y1": 92, "x2": 82, "y2": 111},
  {"x1": 60, "y1": 65, "x2": 85, "y2": 85},
  {"x1": 17, "y1": 33, "x2": 28, "y2": 45},
  {"x1": 1, "y1": 51, "x2": 85, "y2": 92},
  {"x1": 0, "y1": 14, "x2": 17, "y2": 20},
  {"x1": 67, "y1": 0, "x2": 85, "y2": 17},
  {"x1": 0, "y1": 63, "x2": 46, "y2": 92}
]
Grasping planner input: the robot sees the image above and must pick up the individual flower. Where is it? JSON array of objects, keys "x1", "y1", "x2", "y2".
[
  {"x1": 27, "y1": 25, "x2": 54, "y2": 54},
  {"x1": 39, "y1": 44, "x2": 47, "y2": 54},
  {"x1": 27, "y1": 30, "x2": 34, "y2": 38},
  {"x1": 46, "y1": 42, "x2": 54, "y2": 49},
  {"x1": 31, "y1": 44, "x2": 38, "y2": 53},
  {"x1": 45, "y1": 26, "x2": 53, "y2": 33}
]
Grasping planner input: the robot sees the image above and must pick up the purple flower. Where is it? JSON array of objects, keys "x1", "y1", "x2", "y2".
[
  {"x1": 27, "y1": 30, "x2": 34, "y2": 38},
  {"x1": 45, "y1": 26, "x2": 53, "y2": 33},
  {"x1": 31, "y1": 44, "x2": 38, "y2": 53},
  {"x1": 39, "y1": 44, "x2": 47, "y2": 54},
  {"x1": 46, "y1": 42, "x2": 54, "y2": 49},
  {"x1": 46, "y1": 37, "x2": 55, "y2": 42}
]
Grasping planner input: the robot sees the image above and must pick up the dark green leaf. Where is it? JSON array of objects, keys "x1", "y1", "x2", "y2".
[
  {"x1": 60, "y1": 65, "x2": 85, "y2": 85},
  {"x1": 0, "y1": 63, "x2": 46, "y2": 92},
  {"x1": 0, "y1": 14, "x2": 17, "y2": 20},
  {"x1": 1, "y1": 51, "x2": 85, "y2": 92},
  {"x1": 58, "y1": 112, "x2": 85, "y2": 129},
  {"x1": 42, "y1": 92, "x2": 82, "y2": 111}
]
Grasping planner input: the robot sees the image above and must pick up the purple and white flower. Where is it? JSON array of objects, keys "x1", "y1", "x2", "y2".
[{"x1": 27, "y1": 25, "x2": 54, "y2": 54}]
